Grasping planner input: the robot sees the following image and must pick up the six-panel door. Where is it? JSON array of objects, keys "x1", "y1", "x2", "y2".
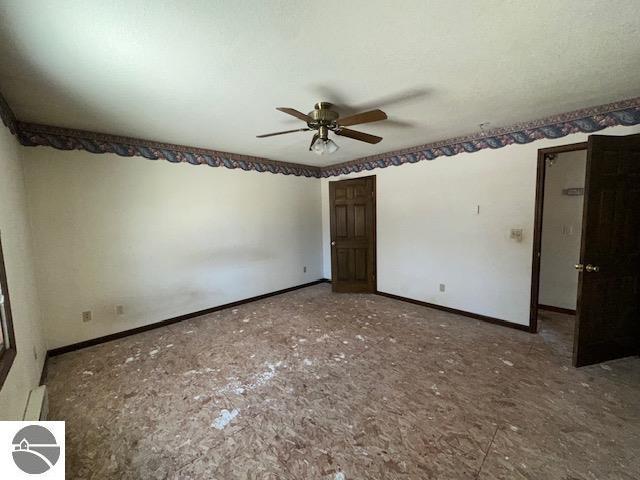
[{"x1": 329, "y1": 176, "x2": 376, "y2": 293}]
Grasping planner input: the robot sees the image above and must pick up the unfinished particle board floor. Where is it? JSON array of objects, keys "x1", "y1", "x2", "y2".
[{"x1": 47, "y1": 284, "x2": 640, "y2": 479}]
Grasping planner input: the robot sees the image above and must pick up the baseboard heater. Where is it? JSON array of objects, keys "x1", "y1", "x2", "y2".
[{"x1": 23, "y1": 385, "x2": 48, "y2": 421}]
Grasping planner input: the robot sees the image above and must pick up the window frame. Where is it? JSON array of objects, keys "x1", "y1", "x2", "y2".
[{"x1": 0, "y1": 232, "x2": 17, "y2": 390}]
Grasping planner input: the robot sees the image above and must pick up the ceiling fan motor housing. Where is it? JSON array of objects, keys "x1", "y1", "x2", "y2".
[{"x1": 309, "y1": 102, "x2": 339, "y2": 125}]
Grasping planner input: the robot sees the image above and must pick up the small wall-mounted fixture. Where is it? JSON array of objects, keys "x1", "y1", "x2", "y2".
[
  {"x1": 545, "y1": 153, "x2": 557, "y2": 167},
  {"x1": 479, "y1": 122, "x2": 491, "y2": 136}
]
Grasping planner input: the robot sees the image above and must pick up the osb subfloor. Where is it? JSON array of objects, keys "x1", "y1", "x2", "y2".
[{"x1": 47, "y1": 285, "x2": 640, "y2": 479}]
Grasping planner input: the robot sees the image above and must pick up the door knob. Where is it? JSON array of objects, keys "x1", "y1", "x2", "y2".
[
  {"x1": 574, "y1": 264, "x2": 584, "y2": 272},
  {"x1": 585, "y1": 264, "x2": 600, "y2": 273},
  {"x1": 331, "y1": 241, "x2": 336, "y2": 246}
]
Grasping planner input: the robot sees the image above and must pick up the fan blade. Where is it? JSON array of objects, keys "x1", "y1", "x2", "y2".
[
  {"x1": 308, "y1": 133, "x2": 319, "y2": 151},
  {"x1": 338, "y1": 109, "x2": 387, "y2": 127},
  {"x1": 335, "y1": 128, "x2": 382, "y2": 144},
  {"x1": 276, "y1": 107, "x2": 312, "y2": 122},
  {"x1": 256, "y1": 128, "x2": 309, "y2": 138},
  {"x1": 311, "y1": 85, "x2": 429, "y2": 114}
]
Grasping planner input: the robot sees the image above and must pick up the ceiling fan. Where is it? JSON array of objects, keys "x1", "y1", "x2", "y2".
[{"x1": 257, "y1": 102, "x2": 387, "y2": 155}]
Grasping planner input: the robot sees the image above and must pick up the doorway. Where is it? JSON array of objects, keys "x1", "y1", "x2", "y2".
[
  {"x1": 531, "y1": 143, "x2": 587, "y2": 360},
  {"x1": 329, "y1": 176, "x2": 376, "y2": 293},
  {"x1": 530, "y1": 134, "x2": 640, "y2": 366}
]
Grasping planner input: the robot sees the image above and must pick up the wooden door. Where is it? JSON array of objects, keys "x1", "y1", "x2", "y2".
[
  {"x1": 329, "y1": 176, "x2": 376, "y2": 293},
  {"x1": 573, "y1": 134, "x2": 640, "y2": 366}
]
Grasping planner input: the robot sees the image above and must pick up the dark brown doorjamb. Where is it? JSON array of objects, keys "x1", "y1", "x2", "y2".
[{"x1": 529, "y1": 142, "x2": 587, "y2": 333}]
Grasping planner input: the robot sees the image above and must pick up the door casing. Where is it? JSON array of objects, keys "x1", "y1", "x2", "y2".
[{"x1": 530, "y1": 142, "x2": 587, "y2": 334}]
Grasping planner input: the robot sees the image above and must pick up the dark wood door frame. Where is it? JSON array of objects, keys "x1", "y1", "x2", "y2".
[
  {"x1": 529, "y1": 141, "x2": 587, "y2": 333},
  {"x1": 329, "y1": 175, "x2": 377, "y2": 293}
]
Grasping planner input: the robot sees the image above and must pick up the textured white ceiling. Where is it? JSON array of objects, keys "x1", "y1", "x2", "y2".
[{"x1": 0, "y1": 0, "x2": 639, "y2": 167}]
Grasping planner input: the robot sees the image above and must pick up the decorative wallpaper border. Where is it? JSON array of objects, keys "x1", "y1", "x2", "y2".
[
  {"x1": 0, "y1": 91, "x2": 17, "y2": 135},
  {"x1": 1, "y1": 88, "x2": 639, "y2": 178},
  {"x1": 319, "y1": 97, "x2": 640, "y2": 177},
  {"x1": 16, "y1": 122, "x2": 322, "y2": 178}
]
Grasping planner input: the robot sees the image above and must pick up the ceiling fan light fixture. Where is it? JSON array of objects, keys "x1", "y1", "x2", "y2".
[
  {"x1": 311, "y1": 138, "x2": 339, "y2": 155},
  {"x1": 258, "y1": 102, "x2": 386, "y2": 153}
]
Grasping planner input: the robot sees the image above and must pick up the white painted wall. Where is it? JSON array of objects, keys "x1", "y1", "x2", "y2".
[
  {"x1": 9, "y1": 122, "x2": 640, "y2": 360},
  {"x1": 23, "y1": 149, "x2": 323, "y2": 349},
  {"x1": 0, "y1": 126, "x2": 46, "y2": 420},
  {"x1": 539, "y1": 150, "x2": 587, "y2": 310},
  {"x1": 322, "y1": 125, "x2": 640, "y2": 326}
]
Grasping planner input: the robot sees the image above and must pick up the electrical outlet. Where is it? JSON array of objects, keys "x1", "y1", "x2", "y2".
[
  {"x1": 303, "y1": 266, "x2": 307, "y2": 273},
  {"x1": 510, "y1": 228, "x2": 524, "y2": 242},
  {"x1": 439, "y1": 283, "x2": 446, "y2": 293},
  {"x1": 82, "y1": 310, "x2": 92, "y2": 322},
  {"x1": 115, "y1": 304, "x2": 125, "y2": 315}
]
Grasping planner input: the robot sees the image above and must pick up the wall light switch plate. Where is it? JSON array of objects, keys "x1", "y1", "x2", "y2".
[{"x1": 439, "y1": 283, "x2": 446, "y2": 292}]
